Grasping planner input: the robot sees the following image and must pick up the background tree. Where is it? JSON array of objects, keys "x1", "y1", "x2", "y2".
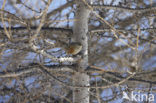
[{"x1": 0, "y1": 0, "x2": 156, "y2": 103}]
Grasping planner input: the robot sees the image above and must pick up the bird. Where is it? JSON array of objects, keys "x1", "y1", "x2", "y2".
[
  {"x1": 55, "y1": 40, "x2": 82, "y2": 55},
  {"x1": 64, "y1": 42, "x2": 82, "y2": 55}
]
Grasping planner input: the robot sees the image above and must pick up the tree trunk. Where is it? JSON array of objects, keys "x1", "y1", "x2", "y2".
[{"x1": 73, "y1": 1, "x2": 91, "y2": 103}]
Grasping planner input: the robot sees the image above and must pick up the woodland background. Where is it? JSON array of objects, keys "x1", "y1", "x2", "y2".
[{"x1": 0, "y1": 0, "x2": 156, "y2": 103}]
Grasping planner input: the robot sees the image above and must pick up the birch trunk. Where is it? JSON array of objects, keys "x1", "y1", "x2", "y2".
[{"x1": 73, "y1": 1, "x2": 91, "y2": 103}]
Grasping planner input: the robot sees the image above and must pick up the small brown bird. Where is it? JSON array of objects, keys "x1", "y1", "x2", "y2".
[{"x1": 64, "y1": 42, "x2": 82, "y2": 55}]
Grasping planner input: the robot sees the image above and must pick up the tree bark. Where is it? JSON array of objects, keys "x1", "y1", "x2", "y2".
[{"x1": 73, "y1": 1, "x2": 91, "y2": 103}]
